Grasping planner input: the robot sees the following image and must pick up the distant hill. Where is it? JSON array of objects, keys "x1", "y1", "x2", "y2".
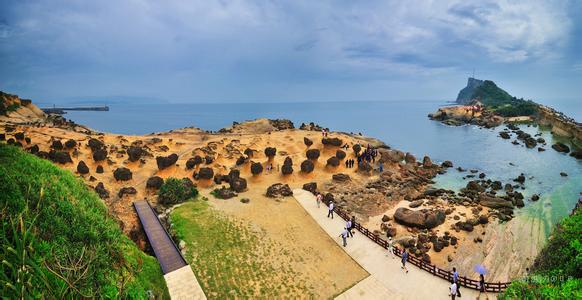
[{"x1": 455, "y1": 78, "x2": 537, "y2": 117}]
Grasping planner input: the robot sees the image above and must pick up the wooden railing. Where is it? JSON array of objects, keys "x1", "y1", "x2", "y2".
[{"x1": 327, "y1": 198, "x2": 510, "y2": 292}]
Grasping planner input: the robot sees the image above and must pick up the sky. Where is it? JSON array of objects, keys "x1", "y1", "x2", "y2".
[{"x1": 1, "y1": 0, "x2": 581, "y2": 104}]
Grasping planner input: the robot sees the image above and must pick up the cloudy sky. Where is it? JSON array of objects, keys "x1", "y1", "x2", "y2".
[{"x1": 1, "y1": 0, "x2": 581, "y2": 103}]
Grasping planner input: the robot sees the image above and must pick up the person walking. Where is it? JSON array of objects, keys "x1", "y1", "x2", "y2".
[
  {"x1": 453, "y1": 267, "x2": 461, "y2": 297},
  {"x1": 345, "y1": 159, "x2": 349, "y2": 168},
  {"x1": 327, "y1": 201, "x2": 334, "y2": 219},
  {"x1": 386, "y1": 237, "x2": 395, "y2": 259},
  {"x1": 401, "y1": 248, "x2": 409, "y2": 273},
  {"x1": 339, "y1": 228, "x2": 348, "y2": 247},
  {"x1": 379, "y1": 162, "x2": 383, "y2": 173},
  {"x1": 316, "y1": 193, "x2": 323, "y2": 208},
  {"x1": 477, "y1": 274, "x2": 488, "y2": 299},
  {"x1": 346, "y1": 219, "x2": 353, "y2": 238},
  {"x1": 350, "y1": 215, "x2": 356, "y2": 236},
  {"x1": 449, "y1": 280, "x2": 458, "y2": 300}
]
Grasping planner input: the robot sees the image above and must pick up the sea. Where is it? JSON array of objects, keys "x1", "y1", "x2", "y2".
[{"x1": 62, "y1": 99, "x2": 581, "y2": 236}]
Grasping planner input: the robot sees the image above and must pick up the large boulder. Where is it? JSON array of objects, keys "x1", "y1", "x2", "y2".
[
  {"x1": 442, "y1": 160, "x2": 453, "y2": 168},
  {"x1": 266, "y1": 183, "x2": 293, "y2": 198},
  {"x1": 229, "y1": 177, "x2": 247, "y2": 192},
  {"x1": 332, "y1": 173, "x2": 351, "y2": 182},
  {"x1": 405, "y1": 152, "x2": 416, "y2": 164},
  {"x1": 250, "y1": 162, "x2": 263, "y2": 175},
  {"x1": 27, "y1": 144, "x2": 39, "y2": 154},
  {"x1": 422, "y1": 156, "x2": 433, "y2": 168},
  {"x1": 48, "y1": 150, "x2": 72, "y2": 164},
  {"x1": 551, "y1": 142, "x2": 570, "y2": 153},
  {"x1": 213, "y1": 187, "x2": 238, "y2": 199},
  {"x1": 306, "y1": 149, "x2": 320, "y2": 160},
  {"x1": 336, "y1": 150, "x2": 346, "y2": 160},
  {"x1": 302, "y1": 182, "x2": 317, "y2": 194},
  {"x1": 118, "y1": 187, "x2": 137, "y2": 198},
  {"x1": 113, "y1": 167, "x2": 132, "y2": 181},
  {"x1": 358, "y1": 161, "x2": 373, "y2": 174},
  {"x1": 570, "y1": 150, "x2": 582, "y2": 160},
  {"x1": 244, "y1": 148, "x2": 254, "y2": 158},
  {"x1": 77, "y1": 160, "x2": 90, "y2": 174},
  {"x1": 94, "y1": 182, "x2": 109, "y2": 199},
  {"x1": 322, "y1": 137, "x2": 342, "y2": 147},
  {"x1": 479, "y1": 194, "x2": 514, "y2": 209},
  {"x1": 92, "y1": 149, "x2": 108, "y2": 161},
  {"x1": 127, "y1": 146, "x2": 144, "y2": 162},
  {"x1": 64, "y1": 139, "x2": 77, "y2": 149},
  {"x1": 186, "y1": 156, "x2": 203, "y2": 169},
  {"x1": 146, "y1": 176, "x2": 164, "y2": 189},
  {"x1": 281, "y1": 164, "x2": 293, "y2": 175},
  {"x1": 465, "y1": 180, "x2": 485, "y2": 192},
  {"x1": 393, "y1": 208, "x2": 445, "y2": 229},
  {"x1": 353, "y1": 144, "x2": 362, "y2": 155},
  {"x1": 50, "y1": 140, "x2": 63, "y2": 150},
  {"x1": 96, "y1": 165, "x2": 104, "y2": 173},
  {"x1": 264, "y1": 147, "x2": 277, "y2": 158},
  {"x1": 14, "y1": 132, "x2": 25, "y2": 140},
  {"x1": 87, "y1": 138, "x2": 104, "y2": 151},
  {"x1": 156, "y1": 153, "x2": 178, "y2": 170},
  {"x1": 198, "y1": 167, "x2": 214, "y2": 180},
  {"x1": 300, "y1": 160, "x2": 314, "y2": 173},
  {"x1": 304, "y1": 137, "x2": 313, "y2": 147},
  {"x1": 326, "y1": 156, "x2": 340, "y2": 167},
  {"x1": 384, "y1": 150, "x2": 405, "y2": 163},
  {"x1": 205, "y1": 155, "x2": 214, "y2": 164}
]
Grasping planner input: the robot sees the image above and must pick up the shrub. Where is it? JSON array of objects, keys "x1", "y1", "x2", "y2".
[{"x1": 158, "y1": 177, "x2": 198, "y2": 206}]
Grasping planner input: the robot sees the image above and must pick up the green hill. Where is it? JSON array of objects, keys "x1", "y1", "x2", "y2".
[{"x1": 0, "y1": 144, "x2": 169, "y2": 298}]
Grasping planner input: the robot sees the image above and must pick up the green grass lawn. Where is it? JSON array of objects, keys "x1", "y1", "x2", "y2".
[
  {"x1": 171, "y1": 200, "x2": 314, "y2": 298},
  {"x1": 0, "y1": 144, "x2": 169, "y2": 299}
]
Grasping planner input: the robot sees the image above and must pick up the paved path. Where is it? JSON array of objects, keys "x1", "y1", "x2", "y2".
[
  {"x1": 293, "y1": 189, "x2": 494, "y2": 300},
  {"x1": 164, "y1": 266, "x2": 207, "y2": 300}
]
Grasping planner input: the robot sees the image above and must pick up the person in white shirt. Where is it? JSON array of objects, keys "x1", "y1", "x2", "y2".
[
  {"x1": 449, "y1": 281, "x2": 457, "y2": 300},
  {"x1": 339, "y1": 228, "x2": 348, "y2": 247},
  {"x1": 386, "y1": 237, "x2": 394, "y2": 259},
  {"x1": 327, "y1": 201, "x2": 334, "y2": 219},
  {"x1": 316, "y1": 193, "x2": 322, "y2": 208},
  {"x1": 346, "y1": 220, "x2": 353, "y2": 237}
]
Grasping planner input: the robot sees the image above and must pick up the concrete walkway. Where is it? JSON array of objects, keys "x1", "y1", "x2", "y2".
[
  {"x1": 164, "y1": 265, "x2": 207, "y2": 300},
  {"x1": 293, "y1": 189, "x2": 494, "y2": 300}
]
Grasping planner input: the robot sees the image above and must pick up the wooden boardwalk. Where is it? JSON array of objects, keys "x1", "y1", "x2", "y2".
[{"x1": 133, "y1": 200, "x2": 187, "y2": 274}]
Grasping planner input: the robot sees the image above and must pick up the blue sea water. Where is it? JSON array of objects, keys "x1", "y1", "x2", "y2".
[{"x1": 64, "y1": 100, "x2": 581, "y2": 233}]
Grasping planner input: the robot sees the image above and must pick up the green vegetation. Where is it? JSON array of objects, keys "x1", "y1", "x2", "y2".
[
  {"x1": 462, "y1": 80, "x2": 539, "y2": 117},
  {"x1": 171, "y1": 201, "x2": 313, "y2": 298},
  {"x1": 500, "y1": 209, "x2": 582, "y2": 299},
  {"x1": 0, "y1": 144, "x2": 169, "y2": 298},
  {"x1": 158, "y1": 177, "x2": 198, "y2": 206},
  {"x1": 492, "y1": 100, "x2": 538, "y2": 117}
]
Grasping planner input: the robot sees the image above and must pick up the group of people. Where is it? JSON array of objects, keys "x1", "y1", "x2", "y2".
[
  {"x1": 357, "y1": 145, "x2": 379, "y2": 165},
  {"x1": 344, "y1": 159, "x2": 356, "y2": 168}
]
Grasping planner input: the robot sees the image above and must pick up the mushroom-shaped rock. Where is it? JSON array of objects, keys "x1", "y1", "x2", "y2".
[
  {"x1": 198, "y1": 167, "x2": 214, "y2": 180},
  {"x1": 96, "y1": 165, "x2": 104, "y2": 173},
  {"x1": 244, "y1": 148, "x2": 254, "y2": 157},
  {"x1": 27, "y1": 144, "x2": 39, "y2": 154},
  {"x1": 186, "y1": 156, "x2": 203, "y2": 169},
  {"x1": 264, "y1": 147, "x2": 277, "y2": 159},
  {"x1": 303, "y1": 182, "x2": 317, "y2": 194},
  {"x1": 127, "y1": 146, "x2": 144, "y2": 162},
  {"x1": 336, "y1": 150, "x2": 346, "y2": 160},
  {"x1": 332, "y1": 173, "x2": 351, "y2": 182},
  {"x1": 323, "y1": 193, "x2": 335, "y2": 204},
  {"x1": 250, "y1": 162, "x2": 263, "y2": 175},
  {"x1": 48, "y1": 150, "x2": 72, "y2": 164},
  {"x1": 113, "y1": 167, "x2": 132, "y2": 181},
  {"x1": 95, "y1": 182, "x2": 109, "y2": 199},
  {"x1": 51, "y1": 140, "x2": 63, "y2": 150},
  {"x1": 146, "y1": 176, "x2": 164, "y2": 189},
  {"x1": 118, "y1": 187, "x2": 137, "y2": 198},
  {"x1": 266, "y1": 183, "x2": 293, "y2": 198},
  {"x1": 228, "y1": 169, "x2": 240, "y2": 180},
  {"x1": 284, "y1": 157, "x2": 293, "y2": 166},
  {"x1": 0, "y1": 133, "x2": 5, "y2": 141},
  {"x1": 322, "y1": 137, "x2": 342, "y2": 147},
  {"x1": 92, "y1": 149, "x2": 108, "y2": 162},
  {"x1": 229, "y1": 177, "x2": 247, "y2": 192},
  {"x1": 326, "y1": 156, "x2": 340, "y2": 167},
  {"x1": 64, "y1": 139, "x2": 77, "y2": 149},
  {"x1": 405, "y1": 152, "x2": 416, "y2": 164},
  {"x1": 306, "y1": 149, "x2": 320, "y2": 160},
  {"x1": 156, "y1": 153, "x2": 178, "y2": 170},
  {"x1": 281, "y1": 164, "x2": 293, "y2": 175},
  {"x1": 235, "y1": 156, "x2": 246, "y2": 166},
  {"x1": 353, "y1": 144, "x2": 362, "y2": 155},
  {"x1": 304, "y1": 137, "x2": 313, "y2": 147},
  {"x1": 87, "y1": 138, "x2": 104, "y2": 151},
  {"x1": 77, "y1": 160, "x2": 90, "y2": 174},
  {"x1": 422, "y1": 156, "x2": 433, "y2": 167},
  {"x1": 214, "y1": 174, "x2": 230, "y2": 184},
  {"x1": 205, "y1": 155, "x2": 214, "y2": 164},
  {"x1": 14, "y1": 132, "x2": 25, "y2": 140},
  {"x1": 300, "y1": 160, "x2": 314, "y2": 173}
]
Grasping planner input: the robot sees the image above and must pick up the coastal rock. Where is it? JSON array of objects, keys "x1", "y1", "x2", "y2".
[
  {"x1": 353, "y1": 144, "x2": 362, "y2": 155},
  {"x1": 560, "y1": 172, "x2": 568, "y2": 177},
  {"x1": 113, "y1": 167, "x2": 132, "y2": 181},
  {"x1": 322, "y1": 137, "x2": 342, "y2": 147},
  {"x1": 531, "y1": 194, "x2": 540, "y2": 201},
  {"x1": 27, "y1": 144, "x2": 39, "y2": 154},
  {"x1": 441, "y1": 160, "x2": 453, "y2": 168},
  {"x1": 235, "y1": 156, "x2": 246, "y2": 166},
  {"x1": 357, "y1": 162, "x2": 372, "y2": 174},
  {"x1": 228, "y1": 169, "x2": 240, "y2": 180},
  {"x1": 336, "y1": 150, "x2": 346, "y2": 160},
  {"x1": 269, "y1": 119, "x2": 294, "y2": 130},
  {"x1": 77, "y1": 160, "x2": 90, "y2": 174},
  {"x1": 92, "y1": 149, "x2": 108, "y2": 161},
  {"x1": 514, "y1": 174, "x2": 526, "y2": 184},
  {"x1": 118, "y1": 187, "x2": 137, "y2": 198},
  {"x1": 87, "y1": 138, "x2": 104, "y2": 151},
  {"x1": 156, "y1": 153, "x2": 178, "y2": 170},
  {"x1": 0, "y1": 133, "x2": 4, "y2": 141},
  {"x1": 50, "y1": 140, "x2": 63, "y2": 150},
  {"x1": 409, "y1": 200, "x2": 424, "y2": 208},
  {"x1": 64, "y1": 139, "x2": 77, "y2": 148},
  {"x1": 198, "y1": 167, "x2": 214, "y2": 180},
  {"x1": 95, "y1": 182, "x2": 109, "y2": 199},
  {"x1": 422, "y1": 156, "x2": 432, "y2": 168},
  {"x1": 250, "y1": 162, "x2": 263, "y2": 175},
  {"x1": 551, "y1": 142, "x2": 570, "y2": 153},
  {"x1": 186, "y1": 156, "x2": 203, "y2": 169},
  {"x1": 146, "y1": 176, "x2": 164, "y2": 189},
  {"x1": 323, "y1": 193, "x2": 335, "y2": 204},
  {"x1": 244, "y1": 148, "x2": 254, "y2": 158},
  {"x1": 499, "y1": 132, "x2": 511, "y2": 139},
  {"x1": 48, "y1": 150, "x2": 72, "y2": 164},
  {"x1": 466, "y1": 180, "x2": 485, "y2": 192},
  {"x1": 264, "y1": 147, "x2": 277, "y2": 158},
  {"x1": 538, "y1": 147, "x2": 546, "y2": 152},
  {"x1": 213, "y1": 187, "x2": 237, "y2": 199},
  {"x1": 326, "y1": 156, "x2": 340, "y2": 167},
  {"x1": 306, "y1": 149, "x2": 320, "y2": 160},
  {"x1": 300, "y1": 160, "x2": 314, "y2": 173},
  {"x1": 302, "y1": 182, "x2": 317, "y2": 194},
  {"x1": 96, "y1": 165, "x2": 104, "y2": 174},
  {"x1": 404, "y1": 152, "x2": 416, "y2": 164},
  {"x1": 229, "y1": 177, "x2": 247, "y2": 192},
  {"x1": 393, "y1": 208, "x2": 445, "y2": 229},
  {"x1": 266, "y1": 183, "x2": 293, "y2": 198},
  {"x1": 479, "y1": 194, "x2": 514, "y2": 209},
  {"x1": 205, "y1": 155, "x2": 214, "y2": 164},
  {"x1": 332, "y1": 173, "x2": 351, "y2": 182},
  {"x1": 14, "y1": 132, "x2": 25, "y2": 140},
  {"x1": 303, "y1": 137, "x2": 313, "y2": 147},
  {"x1": 127, "y1": 146, "x2": 144, "y2": 162},
  {"x1": 478, "y1": 215, "x2": 489, "y2": 224},
  {"x1": 386, "y1": 227, "x2": 397, "y2": 238},
  {"x1": 570, "y1": 150, "x2": 582, "y2": 160},
  {"x1": 281, "y1": 164, "x2": 293, "y2": 175}
]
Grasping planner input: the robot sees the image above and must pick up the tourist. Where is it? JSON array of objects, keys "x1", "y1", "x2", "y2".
[
  {"x1": 477, "y1": 274, "x2": 487, "y2": 299},
  {"x1": 346, "y1": 219, "x2": 353, "y2": 238},
  {"x1": 387, "y1": 237, "x2": 394, "y2": 259},
  {"x1": 339, "y1": 228, "x2": 348, "y2": 247},
  {"x1": 322, "y1": 129, "x2": 326, "y2": 137},
  {"x1": 327, "y1": 201, "x2": 334, "y2": 219},
  {"x1": 453, "y1": 267, "x2": 461, "y2": 297},
  {"x1": 350, "y1": 215, "x2": 356, "y2": 235},
  {"x1": 379, "y1": 162, "x2": 383, "y2": 173},
  {"x1": 316, "y1": 193, "x2": 323, "y2": 208},
  {"x1": 401, "y1": 248, "x2": 409, "y2": 273},
  {"x1": 449, "y1": 280, "x2": 458, "y2": 300},
  {"x1": 345, "y1": 159, "x2": 349, "y2": 168}
]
